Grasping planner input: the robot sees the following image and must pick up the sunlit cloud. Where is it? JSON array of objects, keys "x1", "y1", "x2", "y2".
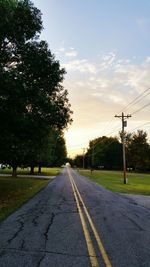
[
  {"x1": 63, "y1": 59, "x2": 97, "y2": 74},
  {"x1": 56, "y1": 46, "x2": 78, "y2": 58},
  {"x1": 62, "y1": 50, "x2": 150, "y2": 155}
]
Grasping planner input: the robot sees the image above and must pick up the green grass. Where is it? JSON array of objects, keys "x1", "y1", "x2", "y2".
[
  {"x1": 0, "y1": 176, "x2": 50, "y2": 222},
  {"x1": 79, "y1": 170, "x2": 150, "y2": 196},
  {"x1": 0, "y1": 167, "x2": 61, "y2": 176}
]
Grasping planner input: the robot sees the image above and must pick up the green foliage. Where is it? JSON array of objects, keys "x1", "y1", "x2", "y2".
[
  {"x1": 74, "y1": 155, "x2": 83, "y2": 168},
  {"x1": 79, "y1": 130, "x2": 150, "y2": 171},
  {"x1": 52, "y1": 134, "x2": 67, "y2": 166},
  {"x1": 0, "y1": 0, "x2": 72, "y2": 173},
  {"x1": 127, "y1": 130, "x2": 150, "y2": 170},
  {"x1": 86, "y1": 136, "x2": 122, "y2": 169},
  {"x1": 0, "y1": 0, "x2": 42, "y2": 44},
  {"x1": 30, "y1": 130, "x2": 67, "y2": 167}
]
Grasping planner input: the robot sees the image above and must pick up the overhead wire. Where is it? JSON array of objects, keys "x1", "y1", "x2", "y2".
[
  {"x1": 128, "y1": 121, "x2": 150, "y2": 133},
  {"x1": 67, "y1": 121, "x2": 121, "y2": 151},
  {"x1": 68, "y1": 87, "x2": 150, "y2": 156},
  {"x1": 116, "y1": 87, "x2": 150, "y2": 115},
  {"x1": 86, "y1": 138, "x2": 120, "y2": 158},
  {"x1": 131, "y1": 102, "x2": 150, "y2": 115}
]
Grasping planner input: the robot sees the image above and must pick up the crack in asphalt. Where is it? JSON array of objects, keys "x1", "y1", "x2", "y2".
[
  {"x1": 44, "y1": 212, "x2": 55, "y2": 243},
  {"x1": 43, "y1": 210, "x2": 78, "y2": 244},
  {"x1": 28, "y1": 189, "x2": 76, "y2": 226},
  {"x1": 121, "y1": 212, "x2": 145, "y2": 231},
  {"x1": 126, "y1": 216, "x2": 145, "y2": 231},
  {"x1": 0, "y1": 247, "x2": 96, "y2": 258},
  {"x1": 31, "y1": 208, "x2": 78, "y2": 230},
  {"x1": 32, "y1": 214, "x2": 40, "y2": 226},
  {"x1": 20, "y1": 239, "x2": 25, "y2": 250},
  {"x1": 7, "y1": 220, "x2": 24, "y2": 244},
  {"x1": 0, "y1": 250, "x2": 6, "y2": 259},
  {"x1": 37, "y1": 254, "x2": 46, "y2": 267},
  {"x1": 131, "y1": 202, "x2": 150, "y2": 213}
]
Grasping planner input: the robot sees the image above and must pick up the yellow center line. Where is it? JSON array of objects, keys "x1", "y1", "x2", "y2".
[
  {"x1": 67, "y1": 168, "x2": 112, "y2": 267},
  {"x1": 67, "y1": 169, "x2": 100, "y2": 267}
]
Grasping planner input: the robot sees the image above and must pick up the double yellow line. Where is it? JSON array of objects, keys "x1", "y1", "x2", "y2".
[{"x1": 67, "y1": 168, "x2": 112, "y2": 267}]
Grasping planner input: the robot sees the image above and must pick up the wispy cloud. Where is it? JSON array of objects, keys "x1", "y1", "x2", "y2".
[
  {"x1": 65, "y1": 51, "x2": 150, "y2": 96},
  {"x1": 63, "y1": 51, "x2": 150, "y2": 123},
  {"x1": 56, "y1": 46, "x2": 78, "y2": 58},
  {"x1": 63, "y1": 59, "x2": 97, "y2": 74},
  {"x1": 61, "y1": 49, "x2": 150, "y2": 155},
  {"x1": 65, "y1": 47, "x2": 78, "y2": 57},
  {"x1": 58, "y1": 47, "x2": 65, "y2": 52}
]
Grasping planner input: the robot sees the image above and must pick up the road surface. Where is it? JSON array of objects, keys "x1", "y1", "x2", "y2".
[{"x1": 0, "y1": 167, "x2": 150, "y2": 267}]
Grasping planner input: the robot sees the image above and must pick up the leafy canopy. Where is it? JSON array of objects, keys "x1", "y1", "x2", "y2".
[{"x1": 0, "y1": 0, "x2": 72, "y2": 171}]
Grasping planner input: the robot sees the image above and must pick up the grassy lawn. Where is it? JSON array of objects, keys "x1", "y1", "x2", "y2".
[
  {"x1": 79, "y1": 170, "x2": 150, "y2": 196},
  {"x1": 0, "y1": 167, "x2": 61, "y2": 176},
  {"x1": 0, "y1": 176, "x2": 50, "y2": 222}
]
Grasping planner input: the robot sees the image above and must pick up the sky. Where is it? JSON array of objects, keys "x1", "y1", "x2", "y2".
[{"x1": 33, "y1": 0, "x2": 150, "y2": 157}]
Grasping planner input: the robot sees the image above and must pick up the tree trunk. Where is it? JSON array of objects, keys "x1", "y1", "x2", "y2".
[
  {"x1": 12, "y1": 166, "x2": 17, "y2": 177},
  {"x1": 38, "y1": 165, "x2": 42, "y2": 174},
  {"x1": 30, "y1": 165, "x2": 34, "y2": 175}
]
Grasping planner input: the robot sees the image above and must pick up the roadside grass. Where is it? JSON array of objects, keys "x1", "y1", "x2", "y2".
[
  {"x1": 0, "y1": 176, "x2": 50, "y2": 222},
  {"x1": 79, "y1": 170, "x2": 150, "y2": 196},
  {"x1": 0, "y1": 167, "x2": 61, "y2": 176}
]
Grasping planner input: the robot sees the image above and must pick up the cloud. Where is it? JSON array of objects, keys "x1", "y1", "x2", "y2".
[
  {"x1": 65, "y1": 48, "x2": 78, "y2": 57},
  {"x1": 101, "y1": 52, "x2": 116, "y2": 69},
  {"x1": 58, "y1": 47, "x2": 65, "y2": 52},
  {"x1": 115, "y1": 58, "x2": 150, "y2": 92},
  {"x1": 64, "y1": 52, "x2": 150, "y2": 123},
  {"x1": 63, "y1": 59, "x2": 97, "y2": 74},
  {"x1": 56, "y1": 46, "x2": 78, "y2": 58},
  {"x1": 63, "y1": 51, "x2": 131, "y2": 75},
  {"x1": 61, "y1": 49, "x2": 150, "y2": 155}
]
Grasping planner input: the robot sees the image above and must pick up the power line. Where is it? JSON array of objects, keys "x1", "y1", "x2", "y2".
[
  {"x1": 131, "y1": 102, "x2": 150, "y2": 115},
  {"x1": 67, "y1": 123, "x2": 121, "y2": 151},
  {"x1": 129, "y1": 121, "x2": 150, "y2": 133},
  {"x1": 87, "y1": 87, "x2": 150, "y2": 141},
  {"x1": 83, "y1": 120, "x2": 150, "y2": 159},
  {"x1": 101, "y1": 90, "x2": 149, "y2": 136},
  {"x1": 117, "y1": 87, "x2": 150, "y2": 115},
  {"x1": 67, "y1": 142, "x2": 88, "y2": 149},
  {"x1": 97, "y1": 117, "x2": 115, "y2": 136},
  {"x1": 105, "y1": 125, "x2": 121, "y2": 137},
  {"x1": 86, "y1": 138, "x2": 120, "y2": 158}
]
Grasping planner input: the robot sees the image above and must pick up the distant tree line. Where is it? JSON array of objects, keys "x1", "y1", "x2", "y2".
[
  {"x1": 0, "y1": 0, "x2": 72, "y2": 176},
  {"x1": 74, "y1": 130, "x2": 150, "y2": 172}
]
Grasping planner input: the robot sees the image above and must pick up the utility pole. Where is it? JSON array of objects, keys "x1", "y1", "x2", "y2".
[
  {"x1": 92, "y1": 142, "x2": 94, "y2": 169},
  {"x1": 82, "y1": 148, "x2": 86, "y2": 169},
  {"x1": 115, "y1": 112, "x2": 131, "y2": 184}
]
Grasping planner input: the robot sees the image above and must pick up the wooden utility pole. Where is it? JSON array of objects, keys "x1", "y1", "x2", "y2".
[
  {"x1": 82, "y1": 148, "x2": 86, "y2": 169},
  {"x1": 115, "y1": 113, "x2": 131, "y2": 184}
]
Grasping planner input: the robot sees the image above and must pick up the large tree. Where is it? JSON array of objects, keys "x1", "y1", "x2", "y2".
[
  {"x1": 28, "y1": 129, "x2": 67, "y2": 173},
  {"x1": 127, "y1": 130, "x2": 150, "y2": 171},
  {"x1": 0, "y1": 0, "x2": 72, "y2": 176},
  {"x1": 86, "y1": 136, "x2": 122, "y2": 170}
]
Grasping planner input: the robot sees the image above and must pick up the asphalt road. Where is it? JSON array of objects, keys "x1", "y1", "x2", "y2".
[{"x1": 0, "y1": 167, "x2": 150, "y2": 267}]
